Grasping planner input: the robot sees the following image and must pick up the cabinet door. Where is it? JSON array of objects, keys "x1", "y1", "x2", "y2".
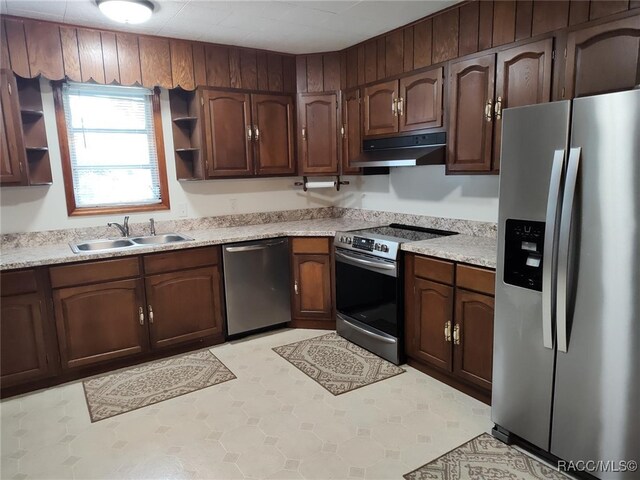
[
  {"x1": 251, "y1": 94, "x2": 295, "y2": 176},
  {"x1": 408, "y1": 278, "x2": 454, "y2": 371},
  {"x1": 0, "y1": 69, "x2": 26, "y2": 185},
  {"x1": 53, "y1": 279, "x2": 148, "y2": 369},
  {"x1": 1, "y1": 293, "x2": 51, "y2": 387},
  {"x1": 494, "y1": 38, "x2": 553, "y2": 171},
  {"x1": 447, "y1": 54, "x2": 496, "y2": 173},
  {"x1": 292, "y1": 254, "x2": 332, "y2": 319},
  {"x1": 298, "y1": 93, "x2": 338, "y2": 174},
  {"x1": 363, "y1": 79, "x2": 398, "y2": 136},
  {"x1": 145, "y1": 266, "x2": 223, "y2": 349},
  {"x1": 203, "y1": 90, "x2": 253, "y2": 177},
  {"x1": 453, "y1": 289, "x2": 494, "y2": 391},
  {"x1": 565, "y1": 16, "x2": 640, "y2": 99},
  {"x1": 399, "y1": 67, "x2": 443, "y2": 132},
  {"x1": 341, "y1": 89, "x2": 361, "y2": 175}
]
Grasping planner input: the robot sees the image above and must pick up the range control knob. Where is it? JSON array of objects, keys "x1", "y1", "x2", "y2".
[
  {"x1": 340, "y1": 236, "x2": 345, "y2": 243},
  {"x1": 346, "y1": 237, "x2": 352, "y2": 244},
  {"x1": 374, "y1": 244, "x2": 380, "y2": 250},
  {"x1": 381, "y1": 245, "x2": 389, "y2": 252}
]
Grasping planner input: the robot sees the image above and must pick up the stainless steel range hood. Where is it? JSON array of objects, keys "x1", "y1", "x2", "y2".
[{"x1": 351, "y1": 132, "x2": 446, "y2": 168}]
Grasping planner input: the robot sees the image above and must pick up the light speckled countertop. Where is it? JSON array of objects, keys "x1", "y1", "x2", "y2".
[
  {"x1": 401, "y1": 234, "x2": 497, "y2": 269},
  {"x1": 0, "y1": 218, "x2": 382, "y2": 271},
  {"x1": 1, "y1": 218, "x2": 498, "y2": 271}
]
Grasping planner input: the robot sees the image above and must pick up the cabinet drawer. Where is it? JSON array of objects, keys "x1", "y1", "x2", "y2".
[
  {"x1": 456, "y1": 264, "x2": 495, "y2": 296},
  {"x1": 50, "y1": 257, "x2": 140, "y2": 289},
  {"x1": 292, "y1": 237, "x2": 330, "y2": 254},
  {"x1": 143, "y1": 246, "x2": 219, "y2": 275},
  {"x1": 414, "y1": 255, "x2": 454, "y2": 285},
  {"x1": 0, "y1": 269, "x2": 39, "y2": 296}
]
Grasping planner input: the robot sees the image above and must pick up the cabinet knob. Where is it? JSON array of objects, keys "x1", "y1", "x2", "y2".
[
  {"x1": 485, "y1": 100, "x2": 493, "y2": 122},
  {"x1": 138, "y1": 306, "x2": 144, "y2": 325},
  {"x1": 148, "y1": 305, "x2": 154, "y2": 323},
  {"x1": 453, "y1": 324, "x2": 460, "y2": 345}
]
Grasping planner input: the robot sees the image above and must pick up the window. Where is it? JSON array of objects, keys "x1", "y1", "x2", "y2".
[{"x1": 55, "y1": 82, "x2": 169, "y2": 216}]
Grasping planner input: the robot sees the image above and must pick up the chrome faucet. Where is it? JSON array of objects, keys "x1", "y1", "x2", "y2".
[
  {"x1": 149, "y1": 218, "x2": 156, "y2": 236},
  {"x1": 107, "y1": 216, "x2": 130, "y2": 237}
]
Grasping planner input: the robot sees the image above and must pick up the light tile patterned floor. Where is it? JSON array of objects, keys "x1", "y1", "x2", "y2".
[{"x1": 0, "y1": 329, "x2": 491, "y2": 479}]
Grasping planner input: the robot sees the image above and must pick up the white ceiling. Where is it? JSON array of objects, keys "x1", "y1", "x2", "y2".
[{"x1": 0, "y1": 0, "x2": 460, "y2": 54}]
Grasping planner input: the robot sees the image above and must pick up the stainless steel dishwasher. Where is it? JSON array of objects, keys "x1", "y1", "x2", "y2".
[{"x1": 222, "y1": 238, "x2": 291, "y2": 336}]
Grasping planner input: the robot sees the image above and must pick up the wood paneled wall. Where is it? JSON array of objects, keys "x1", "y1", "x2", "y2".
[
  {"x1": 295, "y1": 52, "x2": 342, "y2": 93},
  {"x1": 343, "y1": 0, "x2": 639, "y2": 88},
  {"x1": 0, "y1": 16, "x2": 295, "y2": 92}
]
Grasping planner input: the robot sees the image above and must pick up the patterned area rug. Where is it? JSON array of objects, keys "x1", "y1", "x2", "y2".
[
  {"x1": 404, "y1": 433, "x2": 569, "y2": 480},
  {"x1": 272, "y1": 332, "x2": 404, "y2": 395},
  {"x1": 83, "y1": 350, "x2": 236, "y2": 422}
]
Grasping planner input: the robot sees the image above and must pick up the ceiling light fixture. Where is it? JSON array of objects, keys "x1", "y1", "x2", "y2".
[{"x1": 97, "y1": 0, "x2": 154, "y2": 24}]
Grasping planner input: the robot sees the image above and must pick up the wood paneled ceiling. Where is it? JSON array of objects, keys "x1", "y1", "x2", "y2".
[{"x1": 0, "y1": 0, "x2": 461, "y2": 54}]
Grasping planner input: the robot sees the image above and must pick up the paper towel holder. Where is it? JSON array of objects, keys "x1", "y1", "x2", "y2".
[{"x1": 294, "y1": 176, "x2": 350, "y2": 192}]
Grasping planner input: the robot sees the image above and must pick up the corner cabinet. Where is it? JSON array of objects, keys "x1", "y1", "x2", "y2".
[
  {"x1": 1, "y1": 269, "x2": 58, "y2": 388},
  {"x1": 363, "y1": 67, "x2": 443, "y2": 138},
  {"x1": 289, "y1": 237, "x2": 335, "y2": 329},
  {"x1": 447, "y1": 38, "x2": 553, "y2": 174},
  {"x1": 405, "y1": 254, "x2": 495, "y2": 404},
  {"x1": 341, "y1": 88, "x2": 362, "y2": 175},
  {"x1": 297, "y1": 93, "x2": 339, "y2": 175}
]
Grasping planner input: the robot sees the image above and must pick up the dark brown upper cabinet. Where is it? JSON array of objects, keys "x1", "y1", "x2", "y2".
[
  {"x1": 399, "y1": 68, "x2": 443, "y2": 133},
  {"x1": 251, "y1": 94, "x2": 295, "y2": 176},
  {"x1": 203, "y1": 90, "x2": 253, "y2": 178},
  {"x1": 564, "y1": 15, "x2": 640, "y2": 99},
  {"x1": 0, "y1": 70, "x2": 52, "y2": 186},
  {"x1": 363, "y1": 67, "x2": 443, "y2": 138},
  {"x1": 297, "y1": 93, "x2": 339, "y2": 175},
  {"x1": 447, "y1": 53, "x2": 496, "y2": 173},
  {"x1": 448, "y1": 38, "x2": 553, "y2": 174},
  {"x1": 363, "y1": 79, "x2": 398, "y2": 136},
  {"x1": 341, "y1": 88, "x2": 362, "y2": 175}
]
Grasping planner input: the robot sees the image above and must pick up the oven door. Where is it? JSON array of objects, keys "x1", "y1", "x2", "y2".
[{"x1": 335, "y1": 248, "x2": 399, "y2": 337}]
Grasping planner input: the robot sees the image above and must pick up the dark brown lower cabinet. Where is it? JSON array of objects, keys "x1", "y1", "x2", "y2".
[
  {"x1": 290, "y1": 237, "x2": 334, "y2": 329},
  {"x1": 453, "y1": 289, "x2": 494, "y2": 391},
  {"x1": 145, "y1": 266, "x2": 224, "y2": 349},
  {"x1": 405, "y1": 254, "x2": 495, "y2": 403},
  {"x1": 1, "y1": 269, "x2": 58, "y2": 390},
  {"x1": 53, "y1": 278, "x2": 149, "y2": 369}
]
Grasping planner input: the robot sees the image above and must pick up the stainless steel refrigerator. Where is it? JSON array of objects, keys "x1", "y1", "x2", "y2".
[{"x1": 493, "y1": 89, "x2": 639, "y2": 479}]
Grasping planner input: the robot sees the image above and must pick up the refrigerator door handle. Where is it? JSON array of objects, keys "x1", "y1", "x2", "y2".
[
  {"x1": 556, "y1": 147, "x2": 581, "y2": 353},
  {"x1": 541, "y1": 149, "x2": 565, "y2": 349}
]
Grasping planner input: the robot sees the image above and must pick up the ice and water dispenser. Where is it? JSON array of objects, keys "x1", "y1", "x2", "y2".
[{"x1": 503, "y1": 219, "x2": 545, "y2": 291}]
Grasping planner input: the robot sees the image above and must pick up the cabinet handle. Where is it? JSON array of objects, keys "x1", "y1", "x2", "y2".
[
  {"x1": 398, "y1": 97, "x2": 404, "y2": 116},
  {"x1": 294, "y1": 280, "x2": 299, "y2": 295},
  {"x1": 301, "y1": 127, "x2": 306, "y2": 140},
  {"x1": 392, "y1": 98, "x2": 398, "y2": 116},
  {"x1": 247, "y1": 126, "x2": 253, "y2": 141},
  {"x1": 340, "y1": 125, "x2": 345, "y2": 139},
  {"x1": 148, "y1": 305, "x2": 154, "y2": 323},
  {"x1": 495, "y1": 96, "x2": 503, "y2": 120},
  {"x1": 254, "y1": 126, "x2": 260, "y2": 141},
  {"x1": 138, "y1": 306, "x2": 144, "y2": 325},
  {"x1": 444, "y1": 321, "x2": 452, "y2": 342},
  {"x1": 453, "y1": 324, "x2": 460, "y2": 345},
  {"x1": 485, "y1": 100, "x2": 493, "y2": 122}
]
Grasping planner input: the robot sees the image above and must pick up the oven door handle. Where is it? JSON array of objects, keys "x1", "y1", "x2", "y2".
[
  {"x1": 335, "y1": 250, "x2": 396, "y2": 270},
  {"x1": 337, "y1": 314, "x2": 397, "y2": 344}
]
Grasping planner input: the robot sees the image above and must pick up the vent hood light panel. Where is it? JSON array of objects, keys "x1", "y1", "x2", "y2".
[{"x1": 352, "y1": 133, "x2": 446, "y2": 168}]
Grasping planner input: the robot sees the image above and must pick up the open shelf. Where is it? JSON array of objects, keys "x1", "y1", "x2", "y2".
[
  {"x1": 173, "y1": 116, "x2": 198, "y2": 124},
  {"x1": 175, "y1": 147, "x2": 200, "y2": 153},
  {"x1": 170, "y1": 88, "x2": 206, "y2": 181},
  {"x1": 25, "y1": 146, "x2": 49, "y2": 152},
  {"x1": 21, "y1": 109, "x2": 44, "y2": 120}
]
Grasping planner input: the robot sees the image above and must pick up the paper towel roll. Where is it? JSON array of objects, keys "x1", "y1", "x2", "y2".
[{"x1": 305, "y1": 181, "x2": 336, "y2": 189}]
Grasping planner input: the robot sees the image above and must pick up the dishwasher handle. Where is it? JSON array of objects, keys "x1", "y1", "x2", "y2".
[{"x1": 225, "y1": 240, "x2": 286, "y2": 253}]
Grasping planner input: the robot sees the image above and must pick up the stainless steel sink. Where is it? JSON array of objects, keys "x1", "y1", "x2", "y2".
[
  {"x1": 70, "y1": 238, "x2": 136, "y2": 253},
  {"x1": 130, "y1": 233, "x2": 193, "y2": 245},
  {"x1": 70, "y1": 233, "x2": 193, "y2": 254}
]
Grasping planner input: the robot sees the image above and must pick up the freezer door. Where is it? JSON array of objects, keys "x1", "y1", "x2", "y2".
[
  {"x1": 551, "y1": 90, "x2": 640, "y2": 478},
  {"x1": 492, "y1": 101, "x2": 571, "y2": 450}
]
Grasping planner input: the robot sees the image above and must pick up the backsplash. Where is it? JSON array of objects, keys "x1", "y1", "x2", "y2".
[{"x1": 0, "y1": 207, "x2": 497, "y2": 250}]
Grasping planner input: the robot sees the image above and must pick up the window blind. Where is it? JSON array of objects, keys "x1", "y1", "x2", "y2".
[{"x1": 62, "y1": 82, "x2": 162, "y2": 208}]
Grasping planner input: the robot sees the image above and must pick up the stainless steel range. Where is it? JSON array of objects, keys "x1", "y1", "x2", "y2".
[{"x1": 334, "y1": 224, "x2": 456, "y2": 364}]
